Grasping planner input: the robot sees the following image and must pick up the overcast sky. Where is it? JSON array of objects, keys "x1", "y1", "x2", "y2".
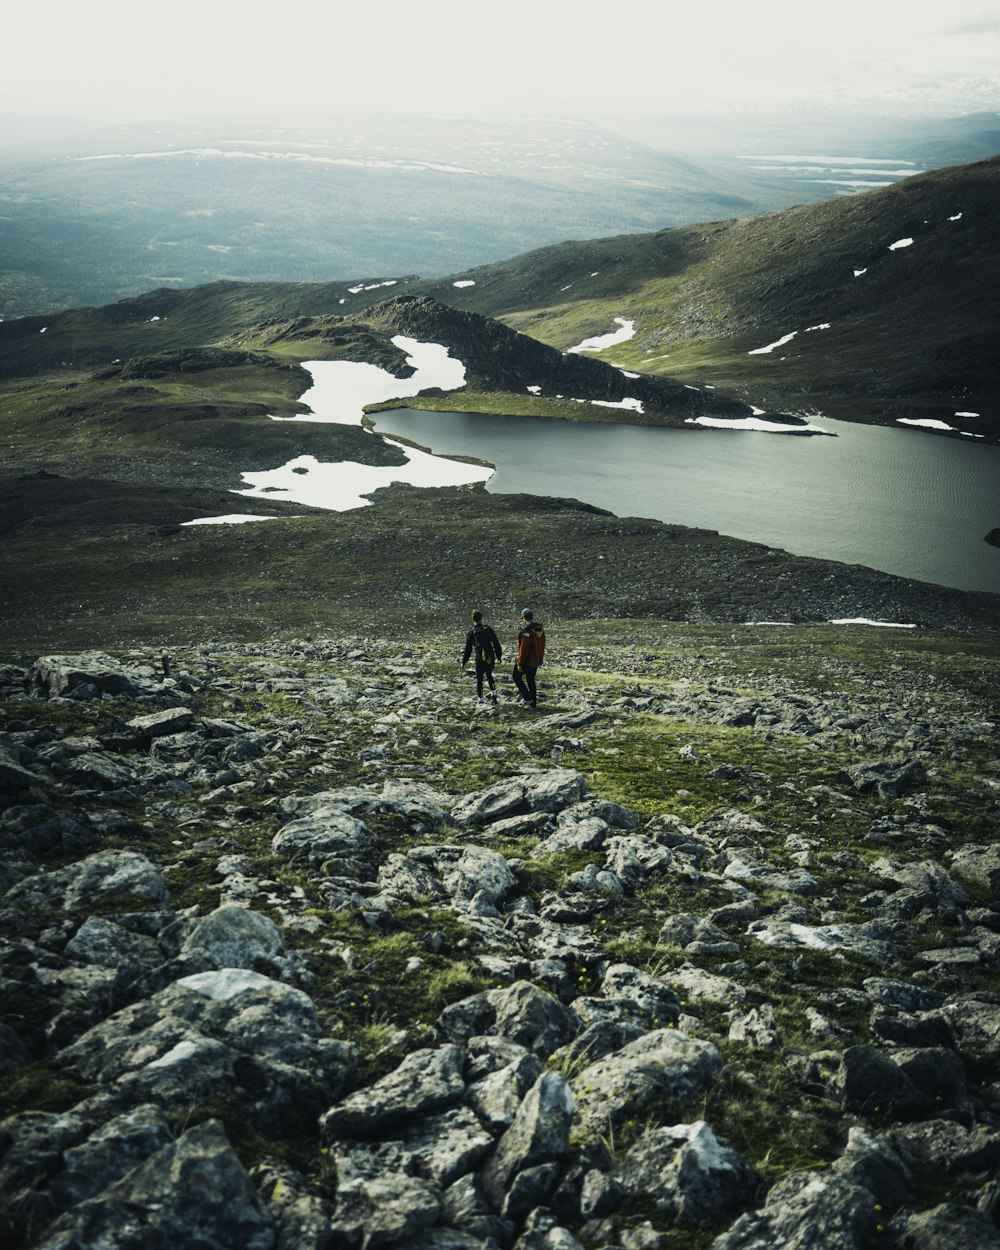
[{"x1": 4, "y1": 0, "x2": 999, "y2": 142}]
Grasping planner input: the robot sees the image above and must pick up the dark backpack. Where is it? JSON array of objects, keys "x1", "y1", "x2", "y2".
[{"x1": 473, "y1": 624, "x2": 494, "y2": 665}]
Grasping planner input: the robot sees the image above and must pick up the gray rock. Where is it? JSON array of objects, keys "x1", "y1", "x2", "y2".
[
  {"x1": 728, "y1": 1005, "x2": 781, "y2": 1049},
  {"x1": 844, "y1": 758, "x2": 928, "y2": 798},
  {"x1": 833, "y1": 1046, "x2": 927, "y2": 1118},
  {"x1": 571, "y1": 1029, "x2": 723, "y2": 1138},
  {"x1": 251, "y1": 1161, "x2": 333, "y2": 1250},
  {"x1": 181, "y1": 905, "x2": 284, "y2": 970},
  {"x1": 603, "y1": 835, "x2": 673, "y2": 889},
  {"x1": 748, "y1": 918, "x2": 894, "y2": 965},
  {"x1": 942, "y1": 997, "x2": 1000, "y2": 1050},
  {"x1": 451, "y1": 769, "x2": 590, "y2": 826},
  {"x1": 36, "y1": 1120, "x2": 276, "y2": 1250},
  {"x1": 271, "y1": 810, "x2": 373, "y2": 872},
  {"x1": 724, "y1": 858, "x2": 819, "y2": 895},
  {"x1": 948, "y1": 844, "x2": 1000, "y2": 896},
  {"x1": 63, "y1": 749, "x2": 136, "y2": 791},
  {"x1": 598, "y1": 964, "x2": 682, "y2": 1027},
  {"x1": 892, "y1": 1119, "x2": 1000, "y2": 1174},
  {"x1": 32, "y1": 653, "x2": 148, "y2": 700},
  {"x1": 896, "y1": 1202, "x2": 1000, "y2": 1250},
  {"x1": 321, "y1": 1045, "x2": 466, "y2": 1140},
  {"x1": 48, "y1": 1104, "x2": 173, "y2": 1207},
  {"x1": 65, "y1": 915, "x2": 163, "y2": 974},
  {"x1": 830, "y1": 1126, "x2": 916, "y2": 1209},
  {"x1": 0, "y1": 741, "x2": 44, "y2": 790},
  {"x1": 377, "y1": 853, "x2": 447, "y2": 903},
  {"x1": 709, "y1": 1171, "x2": 874, "y2": 1250},
  {"x1": 6, "y1": 851, "x2": 169, "y2": 912},
  {"x1": 862, "y1": 978, "x2": 945, "y2": 1014},
  {"x1": 616, "y1": 1121, "x2": 759, "y2": 1226},
  {"x1": 466, "y1": 1046, "x2": 544, "y2": 1132},
  {"x1": 438, "y1": 981, "x2": 581, "y2": 1057},
  {"x1": 61, "y1": 969, "x2": 352, "y2": 1131},
  {"x1": 127, "y1": 707, "x2": 196, "y2": 739},
  {"x1": 407, "y1": 843, "x2": 517, "y2": 907},
  {"x1": 0, "y1": 1022, "x2": 30, "y2": 1075},
  {"x1": 481, "y1": 1071, "x2": 576, "y2": 1213},
  {"x1": 330, "y1": 1173, "x2": 440, "y2": 1248}
]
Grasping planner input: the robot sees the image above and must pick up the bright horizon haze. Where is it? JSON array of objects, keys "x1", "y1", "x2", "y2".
[{"x1": 4, "y1": 0, "x2": 1000, "y2": 147}]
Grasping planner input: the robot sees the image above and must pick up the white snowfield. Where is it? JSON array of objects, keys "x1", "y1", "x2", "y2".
[
  {"x1": 747, "y1": 331, "x2": 797, "y2": 355},
  {"x1": 567, "y1": 318, "x2": 636, "y2": 353},
  {"x1": 685, "y1": 415, "x2": 828, "y2": 435},
  {"x1": 185, "y1": 338, "x2": 489, "y2": 521}
]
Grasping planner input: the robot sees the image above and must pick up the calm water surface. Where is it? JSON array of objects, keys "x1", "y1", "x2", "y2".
[{"x1": 370, "y1": 409, "x2": 1000, "y2": 596}]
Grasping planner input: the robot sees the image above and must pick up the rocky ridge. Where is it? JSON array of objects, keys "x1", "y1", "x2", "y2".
[{"x1": 1, "y1": 629, "x2": 999, "y2": 1250}]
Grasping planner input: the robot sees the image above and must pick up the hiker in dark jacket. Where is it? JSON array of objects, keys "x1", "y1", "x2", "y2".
[
  {"x1": 461, "y1": 610, "x2": 503, "y2": 701},
  {"x1": 512, "y1": 608, "x2": 545, "y2": 708}
]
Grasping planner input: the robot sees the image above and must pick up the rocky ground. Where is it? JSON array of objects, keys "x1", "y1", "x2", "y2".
[{"x1": 1, "y1": 624, "x2": 1000, "y2": 1250}]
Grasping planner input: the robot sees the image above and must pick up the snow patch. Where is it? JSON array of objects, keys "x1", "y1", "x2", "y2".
[
  {"x1": 748, "y1": 332, "x2": 797, "y2": 355},
  {"x1": 452, "y1": 280, "x2": 476, "y2": 288},
  {"x1": 829, "y1": 619, "x2": 916, "y2": 628},
  {"x1": 897, "y1": 418, "x2": 954, "y2": 431},
  {"x1": 805, "y1": 323, "x2": 831, "y2": 332},
  {"x1": 949, "y1": 213, "x2": 963, "y2": 221},
  {"x1": 889, "y1": 237, "x2": 914, "y2": 250},
  {"x1": 567, "y1": 317, "x2": 636, "y2": 354},
  {"x1": 685, "y1": 415, "x2": 827, "y2": 435},
  {"x1": 853, "y1": 268, "x2": 868, "y2": 277},
  {"x1": 183, "y1": 514, "x2": 283, "y2": 527}
]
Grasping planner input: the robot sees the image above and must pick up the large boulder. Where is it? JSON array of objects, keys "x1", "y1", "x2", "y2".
[
  {"x1": 615, "y1": 1121, "x2": 760, "y2": 1226},
  {"x1": 451, "y1": 770, "x2": 590, "y2": 827},
  {"x1": 60, "y1": 969, "x2": 352, "y2": 1133},
  {"x1": 31, "y1": 653, "x2": 153, "y2": 700},
  {"x1": 321, "y1": 1045, "x2": 466, "y2": 1141},
  {"x1": 570, "y1": 1029, "x2": 723, "y2": 1138},
  {"x1": 35, "y1": 1120, "x2": 275, "y2": 1250},
  {"x1": 6, "y1": 851, "x2": 169, "y2": 912},
  {"x1": 481, "y1": 1072, "x2": 575, "y2": 1215},
  {"x1": 708, "y1": 1170, "x2": 875, "y2": 1250}
]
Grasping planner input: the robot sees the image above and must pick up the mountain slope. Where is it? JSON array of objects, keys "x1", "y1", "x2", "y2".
[{"x1": 411, "y1": 158, "x2": 1000, "y2": 438}]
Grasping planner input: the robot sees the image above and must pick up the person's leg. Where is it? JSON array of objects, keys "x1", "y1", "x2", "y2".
[
  {"x1": 524, "y1": 666, "x2": 537, "y2": 705},
  {"x1": 475, "y1": 658, "x2": 486, "y2": 697},
  {"x1": 485, "y1": 664, "x2": 496, "y2": 693},
  {"x1": 512, "y1": 664, "x2": 529, "y2": 701}
]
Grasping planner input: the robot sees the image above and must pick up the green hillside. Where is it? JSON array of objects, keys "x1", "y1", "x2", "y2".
[{"x1": 411, "y1": 158, "x2": 1000, "y2": 438}]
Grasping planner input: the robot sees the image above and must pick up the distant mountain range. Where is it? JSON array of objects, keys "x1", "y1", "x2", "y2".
[{"x1": 1, "y1": 111, "x2": 997, "y2": 319}]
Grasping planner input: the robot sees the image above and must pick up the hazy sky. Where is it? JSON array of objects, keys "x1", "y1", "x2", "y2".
[{"x1": 5, "y1": 0, "x2": 999, "y2": 141}]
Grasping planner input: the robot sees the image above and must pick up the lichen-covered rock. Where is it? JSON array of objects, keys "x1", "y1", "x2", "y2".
[
  {"x1": 615, "y1": 1121, "x2": 760, "y2": 1226},
  {"x1": 451, "y1": 769, "x2": 590, "y2": 826},
  {"x1": 844, "y1": 758, "x2": 928, "y2": 798},
  {"x1": 481, "y1": 1071, "x2": 576, "y2": 1216},
  {"x1": 438, "y1": 981, "x2": 581, "y2": 1057},
  {"x1": 708, "y1": 1170, "x2": 875, "y2": 1250},
  {"x1": 6, "y1": 851, "x2": 169, "y2": 912},
  {"x1": 895, "y1": 1202, "x2": 1000, "y2": 1250},
  {"x1": 31, "y1": 653, "x2": 151, "y2": 700},
  {"x1": 329, "y1": 1173, "x2": 440, "y2": 1248},
  {"x1": 321, "y1": 1045, "x2": 466, "y2": 1141},
  {"x1": 60, "y1": 970, "x2": 352, "y2": 1132},
  {"x1": 35, "y1": 1120, "x2": 276, "y2": 1250},
  {"x1": 180, "y1": 905, "x2": 284, "y2": 971},
  {"x1": 571, "y1": 1029, "x2": 723, "y2": 1138}
]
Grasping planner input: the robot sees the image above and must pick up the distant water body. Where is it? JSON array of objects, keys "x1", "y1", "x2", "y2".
[{"x1": 370, "y1": 407, "x2": 1000, "y2": 597}]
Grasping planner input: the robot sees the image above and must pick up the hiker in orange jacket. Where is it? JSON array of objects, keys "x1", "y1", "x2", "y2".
[{"x1": 512, "y1": 608, "x2": 545, "y2": 708}]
